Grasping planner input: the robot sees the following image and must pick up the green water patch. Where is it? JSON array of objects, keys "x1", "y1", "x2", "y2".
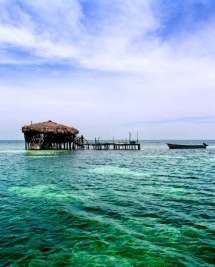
[
  {"x1": 159, "y1": 186, "x2": 187, "y2": 196},
  {"x1": 9, "y1": 185, "x2": 100, "y2": 205},
  {"x1": 0, "y1": 150, "x2": 26, "y2": 154},
  {"x1": 90, "y1": 166, "x2": 151, "y2": 178},
  {"x1": 9, "y1": 185, "x2": 77, "y2": 201},
  {"x1": 25, "y1": 150, "x2": 72, "y2": 156},
  {"x1": 140, "y1": 155, "x2": 186, "y2": 159},
  {"x1": 25, "y1": 155, "x2": 58, "y2": 158}
]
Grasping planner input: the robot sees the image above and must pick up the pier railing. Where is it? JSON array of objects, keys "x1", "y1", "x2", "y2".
[{"x1": 75, "y1": 140, "x2": 141, "y2": 150}]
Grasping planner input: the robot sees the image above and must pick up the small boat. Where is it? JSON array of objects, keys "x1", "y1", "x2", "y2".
[
  {"x1": 167, "y1": 143, "x2": 208, "y2": 149},
  {"x1": 30, "y1": 142, "x2": 45, "y2": 150},
  {"x1": 30, "y1": 138, "x2": 45, "y2": 150}
]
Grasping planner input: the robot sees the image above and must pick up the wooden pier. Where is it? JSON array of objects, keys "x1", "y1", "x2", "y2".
[
  {"x1": 77, "y1": 141, "x2": 141, "y2": 150},
  {"x1": 75, "y1": 134, "x2": 141, "y2": 150}
]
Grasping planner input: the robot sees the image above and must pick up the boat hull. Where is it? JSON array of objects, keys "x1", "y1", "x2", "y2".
[
  {"x1": 30, "y1": 143, "x2": 45, "y2": 150},
  {"x1": 167, "y1": 143, "x2": 208, "y2": 149}
]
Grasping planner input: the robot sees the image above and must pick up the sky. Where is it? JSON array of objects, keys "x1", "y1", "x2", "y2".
[{"x1": 1, "y1": 0, "x2": 215, "y2": 140}]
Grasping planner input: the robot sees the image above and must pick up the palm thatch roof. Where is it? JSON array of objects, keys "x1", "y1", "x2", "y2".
[{"x1": 22, "y1": 120, "x2": 79, "y2": 135}]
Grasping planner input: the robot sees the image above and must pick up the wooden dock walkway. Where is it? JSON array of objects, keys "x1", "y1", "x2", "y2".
[{"x1": 77, "y1": 142, "x2": 141, "y2": 150}]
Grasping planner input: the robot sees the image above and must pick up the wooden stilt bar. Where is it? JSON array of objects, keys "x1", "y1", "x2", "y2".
[
  {"x1": 22, "y1": 120, "x2": 141, "y2": 151},
  {"x1": 72, "y1": 135, "x2": 75, "y2": 150},
  {"x1": 69, "y1": 137, "x2": 71, "y2": 150}
]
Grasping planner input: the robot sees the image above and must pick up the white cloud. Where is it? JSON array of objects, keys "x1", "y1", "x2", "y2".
[
  {"x1": 1, "y1": 0, "x2": 215, "y2": 139},
  {"x1": 0, "y1": 0, "x2": 161, "y2": 67},
  {"x1": 0, "y1": 0, "x2": 214, "y2": 71}
]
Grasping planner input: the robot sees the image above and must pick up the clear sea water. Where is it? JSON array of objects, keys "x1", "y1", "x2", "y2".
[{"x1": 0, "y1": 140, "x2": 214, "y2": 267}]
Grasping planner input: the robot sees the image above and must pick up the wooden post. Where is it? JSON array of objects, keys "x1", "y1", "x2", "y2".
[
  {"x1": 72, "y1": 135, "x2": 75, "y2": 149},
  {"x1": 69, "y1": 137, "x2": 71, "y2": 150}
]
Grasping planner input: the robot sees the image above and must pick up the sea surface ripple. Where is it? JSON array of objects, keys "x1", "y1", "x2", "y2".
[{"x1": 0, "y1": 141, "x2": 214, "y2": 266}]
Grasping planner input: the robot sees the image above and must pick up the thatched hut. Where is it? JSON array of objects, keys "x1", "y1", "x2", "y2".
[{"x1": 22, "y1": 120, "x2": 79, "y2": 150}]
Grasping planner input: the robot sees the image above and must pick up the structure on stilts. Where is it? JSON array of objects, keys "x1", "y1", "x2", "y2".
[
  {"x1": 22, "y1": 120, "x2": 141, "y2": 150},
  {"x1": 22, "y1": 120, "x2": 79, "y2": 150}
]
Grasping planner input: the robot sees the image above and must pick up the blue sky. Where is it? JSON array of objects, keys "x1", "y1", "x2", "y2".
[{"x1": 1, "y1": 0, "x2": 215, "y2": 139}]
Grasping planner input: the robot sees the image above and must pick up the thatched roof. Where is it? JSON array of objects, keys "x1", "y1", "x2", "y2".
[{"x1": 22, "y1": 120, "x2": 79, "y2": 135}]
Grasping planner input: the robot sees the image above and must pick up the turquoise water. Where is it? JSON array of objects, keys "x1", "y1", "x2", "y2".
[{"x1": 0, "y1": 140, "x2": 214, "y2": 266}]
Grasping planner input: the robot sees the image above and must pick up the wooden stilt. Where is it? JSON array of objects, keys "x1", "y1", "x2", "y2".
[{"x1": 72, "y1": 135, "x2": 75, "y2": 149}]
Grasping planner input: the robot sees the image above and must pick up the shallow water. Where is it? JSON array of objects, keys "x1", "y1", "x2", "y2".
[{"x1": 0, "y1": 140, "x2": 214, "y2": 266}]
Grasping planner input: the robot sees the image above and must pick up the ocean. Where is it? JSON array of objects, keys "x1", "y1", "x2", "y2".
[{"x1": 0, "y1": 140, "x2": 214, "y2": 266}]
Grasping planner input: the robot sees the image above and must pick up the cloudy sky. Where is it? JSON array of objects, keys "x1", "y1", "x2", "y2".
[{"x1": 1, "y1": 0, "x2": 215, "y2": 140}]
